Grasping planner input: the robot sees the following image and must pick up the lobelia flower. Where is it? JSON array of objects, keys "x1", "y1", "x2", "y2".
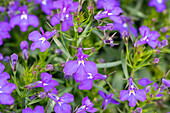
[
  {"x1": 10, "y1": 5, "x2": 39, "y2": 32},
  {"x1": 98, "y1": 90, "x2": 119, "y2": 110},
  {"x1": 34, "y1": 0, "x2": 55, "y2": 15},
  {"x1": 157, "y1": 39, "x2": 168, "y2": 48},
  {"x1": 22, "y1": 105, "x2": 44, "y2": 113},
  {"x1": 97, "y1": 23, "x2": 114, "y2": 31},
  {"x1": 77, "y1": 71, "x2": 106, "y2": 90},
  {"x1": 20, "y1": 41, "x2": 29, "y2": 60},
  {"x1": 94, "y1": 1, "x2": 123, "y2": 24},
  {"x1": 96, "y1": 0, "x2": 120, "y2": 9},
  {"x1": 51, "y1": 0, "x2": 79, "y2": 31},
  {"x1": 0, "y1": 53, "x2": 3, "y2": 60},
  {"x1": 76, "y1": 96, "x2": 97, "y2": 113},
  {"x1": 149, "y1": 0, "x2": 167, "y2": 12},
  {"x1": 162, "y1": 78, "x2": 170, "y2": 87},
  {"x1": 0, "y1": 63, "x2": 17, "y2": 105},
  {"x1": 136, "y1": 107, "x2": 142, "y2": 113},
  {"x1": 47, "y1": 88, "x2": 74, "y2": 113},
  {"x1": 138, "y1": 78, "x2": 153, "y2": 86},
  {"x1": 64, "y1": 47, "x2": 98, "y2": 81},
  {"x1": 119, "y1": 77, "x2": 146, "y2": 107},
  {"x1": 28, "y1": 27, "x2": 56, "y2": 52},
  {"x1": 0, "y1": 21, "x2": 11, "y2": 46},
  {"x1": 32, "y1": 72, "x2": 59, "y2": 93},
  {"x1": 112, "y1": 15, "x2": 138, "y2": 37},
  {"x1": 153, "y1": 58, "x2": 159, "y2": 63},
  {"x1": 11, "y1": 53, "x2": 18, "y2": 71},
  {"x1": 135, "y1": 25, "x2": 160, "y2": 49}
]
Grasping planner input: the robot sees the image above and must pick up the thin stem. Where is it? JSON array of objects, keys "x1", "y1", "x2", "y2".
[{"x1": 105, "y1": 80, "x2": 119, "y2": 97}]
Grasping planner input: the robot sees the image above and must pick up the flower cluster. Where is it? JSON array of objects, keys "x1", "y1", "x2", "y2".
[{"x1": 64, "y1": 47, "x2": 107, "y2": 90}]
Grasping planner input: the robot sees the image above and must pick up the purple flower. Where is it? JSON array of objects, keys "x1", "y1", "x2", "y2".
[
  {"x1": 20, "y1": 41, "x2": 29, "y2": 60},
  {"x1": 0, "y1": 21, "x2": 11, "y2": 46},
  {"x1": 55, "y1": 49, "x2": 63, "y2": 55},
  {"x1": 162, "y1": 78, "x2": 170, "y2": 87},
  {"x1": 153, "y1": 58, "x2": 159, "y2": 63},
  {"x1": 11, "y1": 53, "x2": 18, "y2": 71},
  {"x1": 136, "y1": 107, "x2": 142, "y2": 113},
  {"x1": 94, "y1": 2, "x2": 123, "y2": 24},
  {"x1": 136, "y1": 25, "x2": 160, "y2": 49},
  {"x1": 7, "y1": 0, "x2": 19, "y2": 17},
  {"x1": 46, "y1": 64, "x2": 53, "y2": 71},
  {"x1": 76, "y1": 96, "x2": 97, "y2": 113},
  {"x1": 78, "y1": 72, "x2": 106, "y2": 90},
  {"x1": 97, "y1": 23, "x2": 114, "y2": 31},
  {"x1": 28, "y1": 27, "x2": 56, "y2": 52},
  {"x1": 32, "y1": 72, "x2": 59, "y2": 93},
  {"x1": 34, "y1": 0, "x2": 54, "y2": 15},
  {"x1": 119, "y1": 77, "x2": 146, "y2": 107},
  {"x1": 38, "y1": 92, "x2": 46, "y2": 99},
  {"x1": 0, "y1": 53, "x2": 3, "y2": 60},
  {"x1": 47, "y1": 88, "x2": 74, "y2": 113},
  {"x1": 96, "y1": 0, "x2": 120, "y2": 9},
  {"x1": 0, "y1": 63, "x2": 17, "y2": 105},
  {"x1": 138, "y1": 78, "x2": 153, "y2": 86},
  {"x1": 10, "y1": 5, "x2": 39, "y2": 32},
  {"x1": 158, "y1": 39, "x2": 168, "y2": 48},
  {"x1": 64, "y1": 48, "x2": 98, "y2": 81},
  {"x1": 22, "y1": 105, "x2": 44, "y2": 113},
  {"x1": 98, "y1": 90, "x2": 119, "y2": 110},
  {"x1": 112, "y1": 16, "x2": 138, "y2": 37},
  {"x1": 149, "y1": 0, "x2": 167, "y2": 12},
  {"x1": 51, "y1": 0, "x2": 79, "y2": 31}
]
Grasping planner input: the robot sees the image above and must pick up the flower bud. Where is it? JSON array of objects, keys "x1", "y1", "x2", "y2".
[
  {"x1": 46, "y1": 64, "x2": 53, "y2": 71},
  {"x1": 11, "y1": 53, "x2": 18, "y2": 71}
]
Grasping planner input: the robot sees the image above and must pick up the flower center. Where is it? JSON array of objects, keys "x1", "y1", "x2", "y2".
[
  {"x1": 102, "y1": 11, "x2": 108, "y2": 14},
  {"x1": 87, "y1": 73, "x2": 93, "y2": 79},
  {"x1": 157, "y1": 0, "x2": 162, "y2": 3},
  {"x1": 42, "y1": 0, "x2": 47, "y2": 5},
  {"x1": 129, "y1": 90, "x2": 135, "y2": 95},
  {"x1": 141, "y1": 36, "x2": 149, "y2": 42},
  {"x1": 123, "y1": 23, "x2": 128, "y2": 28},
  {"x1": 78, "y1": 60, "x2": 85, "y2": 66},
  {"x1": 43, "y1": 83, "x2": 48, "y2": 86},
  {"x1": 0, "y1": 86, "x2": 2, "y2": 93},
  {"x1": 65, "y1": 14, "x2": 69, "y2": 19},
  {"x1": 39, "y1": 37, "x2": 46, "y2": 43},
  {"x1": 21, "y1": 11, "x2": 27, "y2": 20},
  {"x1": 108, "y1": 13, "x2": 113, "y2": 16},
  {"x1": 63, "y1": 7, "x2": 66, "y2": 13}
]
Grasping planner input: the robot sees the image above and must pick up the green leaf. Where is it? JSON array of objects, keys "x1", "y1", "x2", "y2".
[
  {"x1": 27, "y1": 99, "x2": 42, "y2": 106},
  {"x1": 57, "y1": 87, "x2": 73, "y2": 97},
  {"x1": 93, "y1": 84, "x2": 109, "y2": 94},
  {"x1": 53, "y1": 36, "x2": 72, "y2": 59},
  {"x1": 96, "y1": 61, "x2": 121, "y2": 68},
  {"x1": 121, "y1": 50, "x2": 129, "y2": 79}
]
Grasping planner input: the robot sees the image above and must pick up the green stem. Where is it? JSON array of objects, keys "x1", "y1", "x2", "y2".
[{"x1": 105, "y1": 80, "x2": 119, "y2": 97}]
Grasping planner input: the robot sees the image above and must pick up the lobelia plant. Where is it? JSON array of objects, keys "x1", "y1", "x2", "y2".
[{"x1": 0, "y1": 0, "x2": 169, "y2": 113}]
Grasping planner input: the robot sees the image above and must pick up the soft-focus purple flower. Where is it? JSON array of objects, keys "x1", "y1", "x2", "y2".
[
  {"x1": 136, "y1": 107, "x2": 142, "y2": 113},
  {"x1": 34, "y1": 0, "x2": 54, "y2": 15},
  {"x1": 98, "y1": 90, "x2": 119, "y2": 110},
  {"x1": 64, "y1": 48, "x2": 98, "y2": 81},
  {"x1": 2, "y1": 56, "x2": 10, "y2": 63},
  {"x1": 51, "y1": 0, "x2": 79, "y2": 31},
  {"x1": 28, "y1": 27, "x2": 56, "y2": 52},
  {"x1": 119, "y1": 77, "x2": 146, "y2": 107},
  {"x1": 94, "y1": 5, "x2": 123, "y2": 24},
  {"x1": 77, "y1": 72, "x2": 106, "y2": 90},
  {"x1": 29, "y1": 95, "x2": 36, "y2": 100},
  {"x1": 149, "y1": 0, "x2": 167, "y2": 12},
  {"x1": 160, "y1": 27, "x2": 168, "y2": 33},
  {"x1": 0, "y1": 6, "x2": 5, "y2": 12},
  {"x1": 138, "y1": 78, "x2": 153, "y2": 86},
  {"x1": 7, "y1": 0, "x2": 19, "y2": 17},
  {"x1": 10, "y1": 5, "x2": 39, "y2": 32},
  {"x1": 20, "y1": 41, "x2": 29, "y2": 60},
  {"x1": 112, "y1": 16, "x2": 138, "y2": 37},
  {"x1": 99, "y1": 58, "x2": 104, "y2": 63},
  {"x1": 136, "y1": 25, "x2": 160, "y2": 49},
  {"x1": 0, "y1": 53, "x2": 3, "y2": 60},
  {"x1": 104, "y1": 38, "x2": 115, "y2": 48},
  {"x1": 76, "y1": 96, "x2": 97, "y2": 113},
  {"x1": 77, "y1": 27, "x2": 83, "y2": 33},
  {"x1": 46, "y1": 64, "x2": 53, "y2": 71},
  {"x1": 0, "y1": 63, "x2": 17, "y2": 105},
  {"x1": 32, "y1": 72, "x2": 59, "y2": 93},
  {"x1": 153, "y1": 58, "x2": 159, "y2": 63},
  {"x1": 47, "y1": 88, "x2": 74, "y2": 113},
  {"x1": 158, "y1": 39, "x2": 168, "y2": 48},
  {"x1": 38, "y1": 92, "x2": 46, "y2": 99},
  {"x1": 0, "y1": 21, "x2": 11, "y2": 46},
  {"x1": 11, "y1": 53, "x2": 18, "y2": 71},
  {"x1": 22, "y1": 105, "x2": 44, "y2": 113},
  {"x1": 166, "y1": 35, "x2": 169, "y2": 39},
  {"x1": 162, "y1": 78, "x2": 170, "y2": 87},
  {"x1": 55, "y1": 49, "x2": 63, "y2": 55},
  {"x1": 96, "y1": 0, "x2": 120, "y2": 9},
  {"x1": 97, "y1": 23, "x2": 114, "y2": 31}
]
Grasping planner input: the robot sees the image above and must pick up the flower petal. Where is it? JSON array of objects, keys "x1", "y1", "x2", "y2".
[
  {"x1": 28, "y1": 31, "x2": 42, "y2": 42},
  {"x1": 60, "y1": 93, "x2": 74, "y2": 103},
  {"x1": 79, "y1": 79, "x2": 93, "y2": 90},
  {"x1": 119, "y1": 90, "x2": 129, "y2": 101},
  {"x1": 0, "y1": 94, "x2": 15, "y2": 105},
  {"x1": 64, "y1": 60, "x2": 78, "y2": 75},
  {"x1": 33, "y1": 105, "x2": 44, "y2": 113},
  {"x1": 128, "y1": 95, "x2": 137, "y2": 107},
  {"x1": 28, "y1": 15, "x2": 39, "y2": 28},
  {"x1": 135, "y1": 89, "x2": 147, "y2": 102}
]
